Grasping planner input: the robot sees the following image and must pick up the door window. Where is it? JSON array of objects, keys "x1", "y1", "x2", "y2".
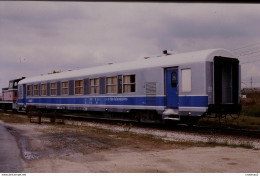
[{"x1": 171, "y1": 71, "x2": 177, "y2": 87}]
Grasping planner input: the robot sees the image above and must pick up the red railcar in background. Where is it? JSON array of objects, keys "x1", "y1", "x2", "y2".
[{"x1": 0, "y1": 77, "x2": 25, "y2": 111}]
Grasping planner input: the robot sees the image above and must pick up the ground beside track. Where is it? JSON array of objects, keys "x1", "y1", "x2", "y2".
[
  {"x1": 0, "y1": 121, "x2": 23, "y2": 172},
  {"x1": 1, "y1": 112, "x2": 260, "y2": 173}
]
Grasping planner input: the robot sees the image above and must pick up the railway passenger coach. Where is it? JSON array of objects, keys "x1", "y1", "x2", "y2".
[{"x1": 17, "y1": 48, "x2": 241, "y2": 124}]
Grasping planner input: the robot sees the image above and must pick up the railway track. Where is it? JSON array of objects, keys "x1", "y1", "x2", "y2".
[
  {"x1": 194, "y1": 126, "x2": 260, "y2": 139},
  {"x1": 38, "y1": 113, "x2": 260, "y2": 139},
  {"x1": 3, "y1": 110, "x2": 260, "y2": 139}
]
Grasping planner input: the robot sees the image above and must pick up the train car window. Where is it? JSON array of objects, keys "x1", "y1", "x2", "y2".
[
  {"x1": 90, "y1": 78, "x2": 100, "y2": 94},
  {"x1": 9, "y1": 81, "x2": 13, "y2": 89},
  {"x1": 27, "y1": 85, "x2": 32, "y2": 96},
  {"x1": 14, "y1": 82, "x2": 18, "y2": 88},
  {"x1": 181, "y1": 68, "x2": 191, "y2": 92},
  {"x1": 41, "y1": 84, "x2": 47, "y2": 96},
  {"x1": 106, "y1": 76, "x2": 117, "y2": 94},
  {"x1": 75, "y1": 80, "x2": 83, "y2": 95},
  {"x1": 50, "y1": 83, "x2": 57, "y2": 96},
  {"x1": 61, "y1": 81, "x2": 69, "y2": 95},
  {"x1": 123, "y1": 75, "x2": 136, "y2": 93},
  {"x1": 34, "y1": 85, "x2": 39, "y2": 96},
  {"x1": 171, "y1": 72, "x2": 177, "y2": 87}
]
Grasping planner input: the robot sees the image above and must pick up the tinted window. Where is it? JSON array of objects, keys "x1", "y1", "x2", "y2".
[{"x1": 171, "y1": 71, "x2": 177, "y2": 87}]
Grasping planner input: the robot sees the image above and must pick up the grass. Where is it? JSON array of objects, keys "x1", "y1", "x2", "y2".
[
  {"x1": 35, "y1": 123, "x2": 178, "y2": 153},
  {"x1": 0, "y1": 112, "x2": 30, "y2": 124},
  {"x1": 0, "y1": 111, "x2": 257, "y2": 150},
  {"x1": 35, "y1": 121, "x2": 256, "y2": 151},
  {"x1": 198, "y1": 114, "x2": 260, "y2": 130},
  {"x1": 202, "y1": 141, "x2": 253, "y2": 149},
  {"x1": 198, "y1": 92, "x2": 260, "y2": 130},
  {"x1": 241, "y1": 91, "x2": 260, "y2": 117},
  {"x1": 241, "y1": 108, "x2": 260, "y2": 117}
]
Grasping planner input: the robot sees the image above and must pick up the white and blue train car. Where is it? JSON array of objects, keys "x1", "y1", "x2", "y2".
[{"x1": 17, "y1": 48, "x2": 241, "y2": 123}]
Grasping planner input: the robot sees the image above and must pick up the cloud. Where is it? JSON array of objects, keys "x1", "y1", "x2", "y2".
[{"x1": 1, "y1": 2, "x2": 260, "y2": 89}]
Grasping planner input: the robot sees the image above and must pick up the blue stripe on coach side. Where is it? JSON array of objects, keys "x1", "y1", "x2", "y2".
[
  {"x1": 18, "y1": 95, "x2": 209, "y2": 108},
  {"x1": 20, "y1": 96, "x2": 165, "y2": 107}
]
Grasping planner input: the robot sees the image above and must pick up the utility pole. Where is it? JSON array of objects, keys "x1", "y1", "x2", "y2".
[{"x1": 251, "y1": 77, "x2": 253, "y2": 88}]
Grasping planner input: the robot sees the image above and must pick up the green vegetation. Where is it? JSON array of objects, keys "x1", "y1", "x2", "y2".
[
  {"x1": 198, "y1": 115, "x2": 260, "y2": 130},
  {"x1": 241, "y1": 91, "x2": 260, "y2": 117},
  {"x1": 199, "y1": 91, "x2": 260, "y2": 130}
]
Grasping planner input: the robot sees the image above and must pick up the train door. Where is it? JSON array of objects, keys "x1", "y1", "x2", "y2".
[{"x1": 166, "y1": 68, "x2": 179, "y2": 108}]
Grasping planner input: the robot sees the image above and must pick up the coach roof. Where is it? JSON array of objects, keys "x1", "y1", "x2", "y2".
[{"x1": 19, "y1": 48, "x2": 235, "y2": 84}]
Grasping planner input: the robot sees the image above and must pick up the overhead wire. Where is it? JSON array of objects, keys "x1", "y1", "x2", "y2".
[
  {"x1": 231, "y1": 42, "x2": 260, "y2": 61},
  {"x1": 242, "y1": 81, "x2": 260, "y2": 83},
  {"x1": 230, "y1": 41, "x2": 260, "y2": 51},
  {"x1": 236, "y1": 49, "x2": 260, "y2": 57},
  {"x1": 231, "y1": 42, "x2": 260, "y2": 64},
  {"x1": 240, "y1": 59, "x2": 260, "y2": 64}
]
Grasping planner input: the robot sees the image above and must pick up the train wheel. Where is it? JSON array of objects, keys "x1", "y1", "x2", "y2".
[
  {"x1": 181, "y1": 116, "x2": 199, "y2": 126},
  {"x1": 135, "y1": 110, "x2": 160, "y2": 123}
]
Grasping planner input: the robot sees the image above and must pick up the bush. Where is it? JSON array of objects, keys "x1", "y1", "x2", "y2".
[{"x1": 241, "y1": 108, "x2": 260, "y2": 117}]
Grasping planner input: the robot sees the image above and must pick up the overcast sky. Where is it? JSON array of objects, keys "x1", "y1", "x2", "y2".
[{"x1": 1, "y1": 2, "x2": 260, "y2": 91}]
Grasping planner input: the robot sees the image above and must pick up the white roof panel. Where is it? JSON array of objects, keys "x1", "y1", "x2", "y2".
[{"x1": 19, "y1": 48, "x2": 235, "y2": 84}]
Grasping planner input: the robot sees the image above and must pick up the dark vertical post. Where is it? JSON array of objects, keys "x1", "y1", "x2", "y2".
[
  {"x1": 51, "y1": 110, "x2": 56, "y2": 123},
  {"x1": 38, "y1": 111, "x2": 42, "y2": 125},
  {"x1": 251, "y1": 77, "x2": 253, "y2": 88}
]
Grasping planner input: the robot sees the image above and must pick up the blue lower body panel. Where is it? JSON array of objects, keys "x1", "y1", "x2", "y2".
[{"x1": 179, "y1": 96, "x2": 208, "y2": 107}]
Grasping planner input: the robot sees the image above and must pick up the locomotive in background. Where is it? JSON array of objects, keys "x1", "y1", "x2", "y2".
[{"x1": 0, "y1": 77, "x2": 25, "y2": 111}]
